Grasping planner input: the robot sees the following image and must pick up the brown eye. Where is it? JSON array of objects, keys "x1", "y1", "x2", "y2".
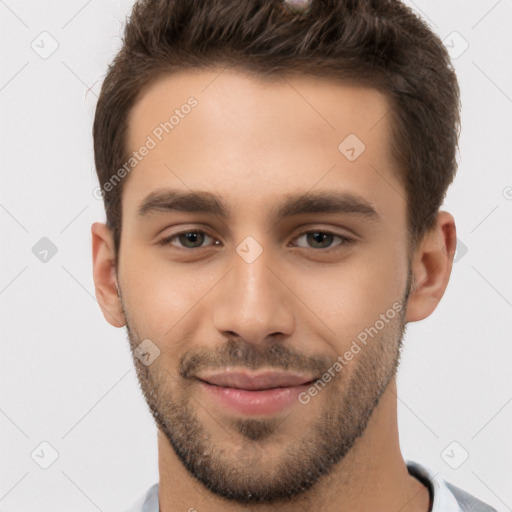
[
  {"x1": 158, "y1": 230, "x2": 219, "y2": 249},
  {"x1": 292, "y1": 230, "x2": 352, "y2": 250}
]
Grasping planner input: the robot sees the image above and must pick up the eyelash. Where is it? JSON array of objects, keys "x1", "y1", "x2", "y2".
[{"x1": 157, "y1": 229, "x2": 354, "y2": 252}]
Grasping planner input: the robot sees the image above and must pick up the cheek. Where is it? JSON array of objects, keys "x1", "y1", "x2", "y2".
[
  {"x1": 119, "y1": 247, "x2": 212, "y2": 338},
  {"x1": 288, "y1": 244, "x2": 407, "y2": 342}
]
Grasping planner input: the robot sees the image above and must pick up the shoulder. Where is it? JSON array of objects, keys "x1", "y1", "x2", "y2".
[
  {"x1": 406, "y1": 460, "x2": 498, "y2": 512},
  {"x1": 444, "y1": 481, "x2": 499, "y2": 512},
  {"x1": 121, "y1": 482, "x2": 159, "y2": 512}
]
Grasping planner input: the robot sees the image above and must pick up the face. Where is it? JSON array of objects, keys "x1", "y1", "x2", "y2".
[{"x1": 116, "y1": 69, "x2": 413, "y2": 503}]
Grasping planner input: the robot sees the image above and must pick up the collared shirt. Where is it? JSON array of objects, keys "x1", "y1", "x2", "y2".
[
  {"x1": 405, "y1": 460, "x2": 498, "y2": 512},
  {"x1": 122, "y1": 460, "x2": 498, "y2": 511}
]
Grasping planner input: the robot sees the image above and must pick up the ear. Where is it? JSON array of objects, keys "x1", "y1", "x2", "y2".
[
  {"x1": 91, "y1": 222, "x2": 126, "y2": 328},
  {"x1": 405, "y1": 211, "x2": 457, "y2": 322}
]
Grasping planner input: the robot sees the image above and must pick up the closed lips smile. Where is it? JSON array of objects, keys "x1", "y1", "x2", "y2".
[
  {"x1": 195, "y1": 370, "x2": 316, "y2": 390},
  {"x1": 195, "y1": 370, "x2": 316, "y2": 415}
]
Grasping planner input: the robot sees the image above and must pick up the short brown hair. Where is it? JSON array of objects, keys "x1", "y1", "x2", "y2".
[{"x1": 93, "y1": 0, "x2": 460, "y2": 256}]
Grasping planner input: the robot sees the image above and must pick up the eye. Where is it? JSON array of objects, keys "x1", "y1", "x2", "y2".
[
  {"x1": 290, "y1": 230, "x2": 352, "y2": 250},
  {"x1": 158, "y1": 230, "x2": 220, "y2": 249},
  {"x1": 158, "y1": 229, "x2": 353, "y2": 251}
]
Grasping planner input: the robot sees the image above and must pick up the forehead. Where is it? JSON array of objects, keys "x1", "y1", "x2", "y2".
[{"x1": 123, "y1": 68, "x2": 403, "y2": 223}]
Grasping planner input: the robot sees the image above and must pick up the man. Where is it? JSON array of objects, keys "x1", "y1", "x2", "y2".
[{"x1": 91, "y1": 0, "x2": 497, "y2": 510}]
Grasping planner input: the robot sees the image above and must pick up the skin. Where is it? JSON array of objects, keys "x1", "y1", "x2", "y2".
[{"x1": 92, "y1": 68, "x2": 457, "y2": 512}]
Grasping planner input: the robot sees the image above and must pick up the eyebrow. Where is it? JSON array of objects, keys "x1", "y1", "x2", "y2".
[{"x1": 137, "y1": 188, "x2": 380, "y2": 222}]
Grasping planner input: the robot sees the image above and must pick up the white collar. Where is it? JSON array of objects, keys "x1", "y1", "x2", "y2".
[
  {"x1": 129, "y1": 461, "x2": 465, "y2": 512},
  {"x1": 406, "y1": 459, "x2": 463, "y2": 512}
]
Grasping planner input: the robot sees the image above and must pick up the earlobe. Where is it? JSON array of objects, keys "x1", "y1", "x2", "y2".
[
  {"x1": 91, "y1": 222, "x2": 126, "y2": 328},
  {"x1": 405, "y1": 211, "x2": 457, "y2": 322}
]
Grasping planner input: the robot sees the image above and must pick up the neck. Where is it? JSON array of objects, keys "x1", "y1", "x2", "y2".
[{"x1": 157, "y1": 377, "x2": 431, "y2": 512}]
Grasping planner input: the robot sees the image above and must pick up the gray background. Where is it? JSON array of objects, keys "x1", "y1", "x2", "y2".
[{"x1": 1, "y1": 0, "x2": 511, "y2": 510}]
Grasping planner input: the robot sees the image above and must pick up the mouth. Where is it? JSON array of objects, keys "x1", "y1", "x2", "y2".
[
  {"x1": 194, "y1": 370, "x2": 317, "y2": 415},
  {"x1": 195, "y1": 370, "x2": 316, "y2": 390}
]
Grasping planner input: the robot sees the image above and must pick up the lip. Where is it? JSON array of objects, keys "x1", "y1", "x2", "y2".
[
  {"x1": 196, "y1": 370, "x2": 315, "y2": 390},
  {"x1": 195, "y1": 370, "x2": 316, "y2": 416}
]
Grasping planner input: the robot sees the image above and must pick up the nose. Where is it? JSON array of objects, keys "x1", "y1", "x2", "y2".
[{"x1": 212, "y1": 241, "x2": 295, "y2": 345}]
